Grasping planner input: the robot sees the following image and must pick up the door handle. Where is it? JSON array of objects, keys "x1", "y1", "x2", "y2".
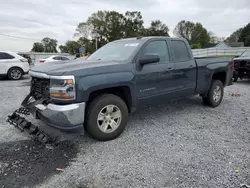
[
  {"x1": 167, "y1": 67, "x2": 173, "y2": 70},
  {"x1": 189, "y1": 65, "x2": 194, "y2": 68}
]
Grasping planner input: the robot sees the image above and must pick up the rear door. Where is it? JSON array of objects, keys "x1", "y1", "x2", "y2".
[
  {"x1": 170, "y1": 39, "x2": 197, "y2": 97},
  {"x1": 0, "y1": 52, "x2": 15, "y2": 74}
]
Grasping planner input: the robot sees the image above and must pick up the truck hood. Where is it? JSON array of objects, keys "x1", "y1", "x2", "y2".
[
  {"x1": 234, "y1": 56, "x2": 250, "y2": 61},
  {"x1": 30, "y1": 59, "x2": 122, "y2": 76}
]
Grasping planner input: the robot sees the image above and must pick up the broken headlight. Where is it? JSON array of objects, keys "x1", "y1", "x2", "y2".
[{"x1": 50, "y1": 76, "x2": 76, "y2": 100}]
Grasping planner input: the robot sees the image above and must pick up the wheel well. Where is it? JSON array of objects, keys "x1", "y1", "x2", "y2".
[
  {"x1": 88, "y1": 86, "x2": 132, "y2": 112},
  {"x1": 8, "y1": 67, "x2": 24, "y2": 74},
  {"x1": 212, "y1": 72, "x2": 226, "y2": 86}
]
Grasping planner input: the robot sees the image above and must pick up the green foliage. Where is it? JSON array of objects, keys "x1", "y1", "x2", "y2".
[
  {"x1": 59, "y1": 41, "x2": 81, "y2": 55},
  {"x1": 42, "y1": 37, "x2": 58, "y2": 53},
  {"x1": 191, "y1": 43, "x2": 201, "y2": 49},
  {"x1": 143, "y1": 20, "x2": 169, "y2": 36},
  {"x1": 74, "y1": 10, "x2": 169, "y2": 51},
  {"x1": 31, "y1": 42, "x2": 44, "y2": 52},
  {"x1": 239, "y1": 23, "x2": 250, "y2": 46},
  {"x1": 174, "y1": 20, "x2": 195, "y2": 42},
  {"x1": 174, "y1": 20, "x2": 210, "y2": 48},
  {"x1": 190, "y1": 23, "x2": 210, "y2": 48},
  {"x1": 226, "y1": 28, "x2": 243, "y2": 43}
]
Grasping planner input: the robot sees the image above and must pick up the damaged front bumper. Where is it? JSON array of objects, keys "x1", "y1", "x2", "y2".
[
  {"x1": 7, "y1": 93, "x2": 86, "y2": 143},
  {"x1": 35, "y1": 102, "x2": 86, "y2": 130},
  {"x1": 20, "y1": 93, "x2": 86, "y2": 130}
]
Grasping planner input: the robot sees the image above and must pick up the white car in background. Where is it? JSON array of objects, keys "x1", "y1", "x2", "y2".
[
  {"x1": 39, "y1": 55, "x2": 70, "y2": 63},
  {"x1": 0, "y1": 51, "x2": 30, "y2": 80}
]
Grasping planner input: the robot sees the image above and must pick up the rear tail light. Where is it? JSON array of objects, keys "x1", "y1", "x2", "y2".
[{"x1": 40, "y1": 60, "x2": 45, "y2": 63}]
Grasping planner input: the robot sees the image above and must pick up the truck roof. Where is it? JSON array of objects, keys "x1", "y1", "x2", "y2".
[{"x1": 115, "y1": 36, "x2": 183, "y2": 42}]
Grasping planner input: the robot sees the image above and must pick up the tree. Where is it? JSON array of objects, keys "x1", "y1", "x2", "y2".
[
  {"x1": 74, "y1": 10, "x2": 170, "y2": 51},
  {"x1": 31, "y1": 42, "x2": 44, "y2": 52},
  {"x1": 144, "y1": 20, "x2": 169, "y2": 36},
  {"x1": 42, "y1": 37, "x2": 58, "y2": 53},
  {"x1": 239, "y1": 23, "x2": 250, "y2": 46},
  {"x1": 174, "y1": 20, "x2": 210, "y2": 48},
  {"x1": 59, "y1": 41, "x2": 81, "y2": 54},
  {"x1": 226, "y1": 28, "x2": 243, "y2": 43},
  {"x1": 59, "y1": 45, "x2": 68, "y2": 53},
  {"x1": 174, "y1": 20, "x2": 195, "y2": 42},
  {"x1": 74, "y1": 22, "x2": 94, "y2": 39},
  {"x1": 124, "y1": 11, "x2": 144, "y2": 38},
  {"x1": 190, "y1": 23, "x2": 210, "y2": 48}
]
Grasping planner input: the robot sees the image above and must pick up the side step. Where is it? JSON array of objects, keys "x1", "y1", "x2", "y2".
[{"x1": 6, "y1": 107, "x2": 55, "y2": 144}]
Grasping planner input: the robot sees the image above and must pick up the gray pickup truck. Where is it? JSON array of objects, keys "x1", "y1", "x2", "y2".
[{"x1": 8, "y1": 37, "x2": 233, "y2": 142}]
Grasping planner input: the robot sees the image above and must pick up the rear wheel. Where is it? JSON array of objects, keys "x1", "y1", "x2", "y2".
[
  {"x1": 85, "y1": 94, "x2": 128, "y2": 141},
  {"x1": 202, "y1": 80, "x2": 224, "y2": 107},
  {"x1": 233, "y1": 76, "x2": 238, "y2": 82},
  {"x1": 8, "y1": 67, "x2": 23, "y2": 80}
]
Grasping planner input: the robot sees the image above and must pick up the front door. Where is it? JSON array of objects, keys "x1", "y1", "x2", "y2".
[{"x1": 135, "y1": 39, "x2": 176, "y2": 107}]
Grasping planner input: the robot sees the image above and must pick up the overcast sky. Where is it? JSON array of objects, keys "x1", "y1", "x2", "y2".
[{"x1": 0, "y1": 0, "x2": 249, "y2": 52}]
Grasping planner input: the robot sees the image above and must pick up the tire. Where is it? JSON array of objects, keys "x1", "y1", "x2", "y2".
[
  {"x1": 202, "y1": 97, "x2": 209, "y2": 105},
  {"x1": 202, "y1": 80, "x2": 224, "y2": 108},
  {"x1": 233, "y1": 76, "x2": 238, "y2": 82},
  {"x1": 8, "y1": 67, "x2": 23, "y2": 80},
  {"x1": 85, "y1": 94, "x2": 129, "y2": 141}
]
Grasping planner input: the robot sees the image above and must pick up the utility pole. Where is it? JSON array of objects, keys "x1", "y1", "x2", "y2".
[{"x1": 95, "y1": 37, "x2": 98, "y2": 51}]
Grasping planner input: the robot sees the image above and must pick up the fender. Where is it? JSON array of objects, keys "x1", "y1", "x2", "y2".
[{"x1": 76, "y1": 71, "x2": 137, "y2": 109}]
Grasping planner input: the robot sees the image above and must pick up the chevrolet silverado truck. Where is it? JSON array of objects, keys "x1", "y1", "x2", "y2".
[
  {"x1": 232, "y1": 49, "x2": 250, "y2": 82},
  {"x1": 7, "y1": 37, "x2": 233, "y2": 142}
]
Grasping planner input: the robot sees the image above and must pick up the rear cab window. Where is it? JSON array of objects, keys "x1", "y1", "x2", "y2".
[{"x1": 171, "y1": 40, "x2": 191, "y2": 62}]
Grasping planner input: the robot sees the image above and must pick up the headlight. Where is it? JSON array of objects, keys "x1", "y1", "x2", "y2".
[{"x1": 50, "y1": 76, "x2": 76, "y2": 100}]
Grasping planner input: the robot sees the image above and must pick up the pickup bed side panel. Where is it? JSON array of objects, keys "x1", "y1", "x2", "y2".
[
  {"x1": 76, "y1": 72, "x2": 137, "y2": 110},
  {"x1": 195, "y1": 58, "x2": 233, "y2": 94}
]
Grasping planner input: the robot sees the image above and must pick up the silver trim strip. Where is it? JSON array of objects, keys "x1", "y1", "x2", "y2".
[{"x1": 29, "y1": 70, "x2": 75, "y2": 81}]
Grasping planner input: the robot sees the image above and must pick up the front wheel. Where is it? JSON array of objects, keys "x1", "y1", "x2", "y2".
[
  {"x1": 85, "y1": 94, "x2": 129, "y2": 141},
  {"x1": 202, "y1": 80, "x2": 224, "y2": 108}
]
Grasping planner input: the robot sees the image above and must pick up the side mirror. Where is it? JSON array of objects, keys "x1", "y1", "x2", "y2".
[
  {"x1": 138, "y1": 54, "x2": 160, "y2": 66},
  {"x1": 234, "y1": 55, "x2": 239, "y2": 58}
]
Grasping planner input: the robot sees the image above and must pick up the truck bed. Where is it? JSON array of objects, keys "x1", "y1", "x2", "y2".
[{"x1": 195, "y1": 57, "x2": 233, "y2": 95}]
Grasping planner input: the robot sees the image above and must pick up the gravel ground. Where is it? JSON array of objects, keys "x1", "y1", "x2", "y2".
[{"x1": 0, "y1": 76, "x2": 249, "y2": 188}]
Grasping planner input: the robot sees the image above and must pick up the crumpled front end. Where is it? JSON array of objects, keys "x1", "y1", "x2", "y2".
[{"x1": 6, "y1": 71, "x2": 86, "y2": 143}]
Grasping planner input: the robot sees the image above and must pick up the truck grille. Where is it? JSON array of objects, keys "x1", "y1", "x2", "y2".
[{"x1": 31, "y1": 77, "x2": 50, "y2": 100}]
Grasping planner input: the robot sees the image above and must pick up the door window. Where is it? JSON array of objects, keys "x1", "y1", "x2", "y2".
[
  {"x1": 62, "y1": 57, "x2": 69, "y2": 60},
  {"x1": 141, "y1": 40, "x2": 170, "y2": 62},
  {"x1": 53, "y1": 56, "x2": 62, "y2": 60},
  {"x1": 171, "y1": 40, "x2": 191, "y2": 62}
]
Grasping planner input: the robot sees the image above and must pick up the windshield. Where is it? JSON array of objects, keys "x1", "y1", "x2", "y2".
[
  {"x1": 240, "y1": 50, "x2": 250, "y2": 57},
  {"x1": 87, "y1": 40, "x2": 140, "y2": 61}
]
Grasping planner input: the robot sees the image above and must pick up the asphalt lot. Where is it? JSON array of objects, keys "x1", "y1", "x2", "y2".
[{"x1": 0, "y1": 75, "x2": 249, "y2": 188}]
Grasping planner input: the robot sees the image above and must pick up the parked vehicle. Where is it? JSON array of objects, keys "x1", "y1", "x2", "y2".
[
  {"x1": 232, "y1": 49, "x2": 250, "y2": 82},
  {"x1": 18, "y1": 53, "x2": 33, "y2": 65},
  {"x1": 0, "y1": 51, "x2": 30, "y2": 80},
  {"x1": 39, "y1": 55, "x2": 70, "y2": 63},
  {"x1": 8, "y1": 37, "x2": 233, "y2": 141}
]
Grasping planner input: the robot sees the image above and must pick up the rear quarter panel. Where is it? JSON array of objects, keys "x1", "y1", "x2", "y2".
[{"x1": 195, "y1": 58, "x2": 233, "y2": 94}]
